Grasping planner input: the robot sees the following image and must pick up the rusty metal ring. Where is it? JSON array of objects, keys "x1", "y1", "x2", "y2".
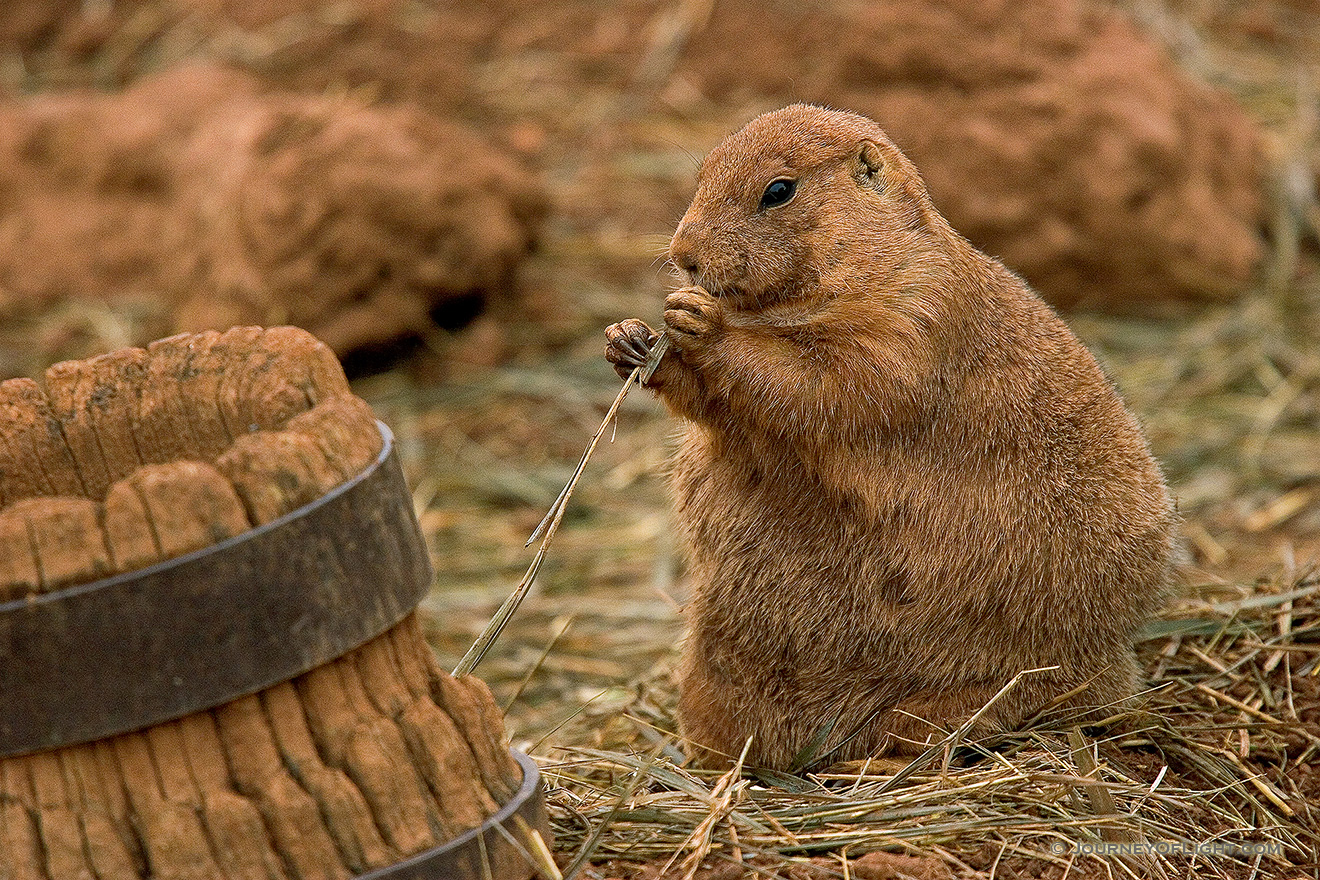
[
  {"x1": 354, "y1": 750, "x2": 548, "y2": 880},
  {"x1": 0, "y1": 421, "x2": 433, "y2": 757}
]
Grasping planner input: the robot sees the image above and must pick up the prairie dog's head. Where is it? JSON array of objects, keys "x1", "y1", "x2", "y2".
[{"x1": 670, "y1": 104, "x2": 945, "y2": 311}]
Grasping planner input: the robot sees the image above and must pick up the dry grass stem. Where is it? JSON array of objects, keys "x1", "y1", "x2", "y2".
[{"x1": 453, "y1": 357, "x2": 655, "y2": 676}]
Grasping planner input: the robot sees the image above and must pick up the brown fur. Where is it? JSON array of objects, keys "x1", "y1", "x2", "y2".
[{"x1": 605, "y1": 105, "x2": 1176, "y2": 771}]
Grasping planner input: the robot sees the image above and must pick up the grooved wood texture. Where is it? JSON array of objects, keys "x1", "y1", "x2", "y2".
[{"x1": 0, "y1": 327, "x2": 526, "y2": 879}]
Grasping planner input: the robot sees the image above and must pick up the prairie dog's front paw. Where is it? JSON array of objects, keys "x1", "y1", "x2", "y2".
[
  {"x1": 664, "y1": 286, "x2": 720, "y2": 347},
  {"x1": 605, "y1": 318, "x2": 658, "y2": 380}
]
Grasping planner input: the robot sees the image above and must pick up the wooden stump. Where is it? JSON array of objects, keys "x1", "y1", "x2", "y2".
[{"x1": 0, "y1": 327, "x2": 543, "y2": 880}]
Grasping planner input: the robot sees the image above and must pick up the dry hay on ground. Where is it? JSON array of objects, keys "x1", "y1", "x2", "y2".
[
  {"x1": 1, "y1": 1, "x2": 1318, "y2": 877},
  {"x1": 538, "y1": 574, "x2": 1318, "y2": 879}
]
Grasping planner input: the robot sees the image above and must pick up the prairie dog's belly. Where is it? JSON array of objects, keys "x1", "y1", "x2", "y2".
[
  {"x1": 669, "y1": 427, "x2": 1109, "y2": 676},
  {"x1": 671, "y1": 437, "x2": 919, "y2": 664}
]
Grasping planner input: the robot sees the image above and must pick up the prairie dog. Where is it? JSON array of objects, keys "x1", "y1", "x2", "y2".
[{"x1": 605, "y1": 104, "x2": 1175, "y2": 770}]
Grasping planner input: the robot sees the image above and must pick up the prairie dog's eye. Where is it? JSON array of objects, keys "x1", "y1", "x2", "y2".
[{"x1": 759, "y1": 178, "x2": 797, "y2": 210}]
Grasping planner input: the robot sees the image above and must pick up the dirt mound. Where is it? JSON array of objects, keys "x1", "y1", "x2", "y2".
[
  {"x1": 0, "y1": 62, "x2": 545, "y2": 367},
  {"x1": 669, "y1": 0, "x2": 1268, "y2": 311},
  {"x1": 166, "y1": 76, "x2": 545, "y2": 355},
  {"x1": 0, "y1": 64, "x2": 247, "y2": 318},
  {"x1": 220, "y1": 0, "x2": 1270, "y2": 311},
  {"x1": 0, "y1": 0, "x2": 1271, "y2": 321}
]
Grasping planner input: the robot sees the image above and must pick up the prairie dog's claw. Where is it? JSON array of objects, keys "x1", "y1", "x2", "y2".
[
  {"x1": 605, "y1": 319, "x2": 657, "y2": 379},
  {"x1": 664, "y1": 286, "x2": 720, "y2": 341}
]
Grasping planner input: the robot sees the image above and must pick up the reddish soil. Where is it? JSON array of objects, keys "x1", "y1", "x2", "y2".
[
  {"x1": 0, "y1": 60, "x2": 544, "y2": 369},
  {"x1": 679, "y1": 0, "x2": 1268, "y2": 311},
  {"x1": 221, "y1": 0, "x2": 1271, "y2": 311},
  {"x1": 0, "y1": 0, "x2": 1280, "y2": 378}
]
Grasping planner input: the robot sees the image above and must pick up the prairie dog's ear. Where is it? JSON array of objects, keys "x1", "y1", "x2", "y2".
[
  {"x1": 852, "y1": 137, "x2": 935, "y2": 225},
  {"x1": 853, "y1": 140, "x2": 887, "y2": 189}
]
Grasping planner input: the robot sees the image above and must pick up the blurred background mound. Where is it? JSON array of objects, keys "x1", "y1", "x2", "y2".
[
  {"x1": 165, "y1": 67, "x2": 546, "y2": 361},
  {"x1": 0, "y1": 60, "x2": 545, "y2": 377},
  {"x1": 0, "y1": 0, "x2": 1300, "y2": 378},
  {"x1": 675, "y1": 0, "x2": 1270, "y2": 310}
]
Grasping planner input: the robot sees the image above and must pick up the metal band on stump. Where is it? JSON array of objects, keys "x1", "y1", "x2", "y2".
[
  {"x1": 354, "y1": 751, "x2": 547, "y2": 880},
  {"x1": 0, "y1": 421, "x2": 433, "y2": 757}
]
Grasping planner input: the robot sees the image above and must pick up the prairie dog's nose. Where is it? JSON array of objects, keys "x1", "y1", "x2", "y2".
[{"x1": 669, "y1": 221, "x2": 700, "y2": 275}]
